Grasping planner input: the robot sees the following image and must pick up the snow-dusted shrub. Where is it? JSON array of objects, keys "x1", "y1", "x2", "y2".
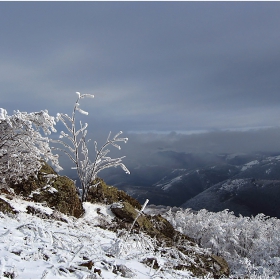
[
  {"x1": 52, "y1": 92, "x2": 130, "y2": 202},
  {"x1": 164, "y1": 208, "x2": 280, "y2": 278},
  {"x1": 0, "y1": 108, "x2": 61, "y2": 184}
]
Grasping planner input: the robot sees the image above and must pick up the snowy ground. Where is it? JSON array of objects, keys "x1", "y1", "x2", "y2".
[{"x1": 0, "y1": 195, "x2": 194, "y2": 279}]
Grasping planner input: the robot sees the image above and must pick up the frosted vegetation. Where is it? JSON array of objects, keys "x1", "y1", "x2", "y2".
[
  {"x1": 0, "y1": 92, "x2": 129, "y2": 202},
  {"x1": 0, "y1": 108, "x2": 61, "y2": 184},
  {"x1": 163, "y1": 207, "x2": 280, "y2": 278}
]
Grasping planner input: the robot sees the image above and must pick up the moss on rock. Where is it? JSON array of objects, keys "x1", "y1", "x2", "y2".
[
  {"x1": 86, "y1": 178, "x2": 141, "y2": 210},
  {"x1": 110, "y1": 201, "x2": 159, "y2": 236},
  {"x1": 32, "y1": 175, "x2": 84, "y2": 218},
  {"x1": 8, "y1": 162, "x2": 84, "y2": 218}
]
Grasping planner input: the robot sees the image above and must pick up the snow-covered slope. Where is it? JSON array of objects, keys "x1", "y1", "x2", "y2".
[
  {"x1": 0, "y1": 196, "x2": 167, "y2": 279},
  {"x1": 0, "y1": 192, "x2": 226, "y2": 279}
]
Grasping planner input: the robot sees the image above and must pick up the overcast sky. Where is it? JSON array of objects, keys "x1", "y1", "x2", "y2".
[{"x1": 1, "y1": 2, "x2": 280, "y2": 146}]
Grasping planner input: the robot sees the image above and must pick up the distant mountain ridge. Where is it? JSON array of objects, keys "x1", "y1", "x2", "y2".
[
  {"x1": 181, "y1": 178, "x2": 280, "y2": 218},
  {"x1": 100, "y1": 152, "x2": 280, "y2": 218}
]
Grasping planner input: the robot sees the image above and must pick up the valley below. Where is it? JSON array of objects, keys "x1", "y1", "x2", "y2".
[{"x1": 100, "y1": 151, "x2": 280, "y2": 219}]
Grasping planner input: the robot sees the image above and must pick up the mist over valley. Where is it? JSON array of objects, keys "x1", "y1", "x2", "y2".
[{"x1": 60, "y1": 128, "x2": 280, "y2": 219}]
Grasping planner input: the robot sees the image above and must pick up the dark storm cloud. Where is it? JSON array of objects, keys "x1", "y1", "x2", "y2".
[{"x1": 1, "y1": 2, "x2": 280, "y2": 133}]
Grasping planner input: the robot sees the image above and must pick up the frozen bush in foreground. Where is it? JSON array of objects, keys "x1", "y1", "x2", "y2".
[
  {"x1": 52, "y1": 92, "x2": 130, "y2": 202},
  {"x1": 164, "y1": 208, "x2": 280, "y2": 278}
]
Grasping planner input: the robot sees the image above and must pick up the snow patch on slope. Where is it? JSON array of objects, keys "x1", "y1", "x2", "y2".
[
  {"x1": 154, "y1": 169, "x2": 188, "y2": 191},
  {"x1": 220, "y1": 179, "x2": 247, "y2": 192},
  {"x1": 159, "y1": 175, "x2": 183, "y2": 191},
  {"x1": 241, "y1": 160, "x2": 259, "y2": 171}
]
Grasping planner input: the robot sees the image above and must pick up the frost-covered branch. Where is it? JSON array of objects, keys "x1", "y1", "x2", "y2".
[
  {"x1": 52, "y1": 92, "x2": 130, "y2": 202},
  {"x1": 0, "y1": 108, "x2": 61, "y2": 184},
  {"x1": 126, "y1": 199, "x2": 149, "y2": 239}
]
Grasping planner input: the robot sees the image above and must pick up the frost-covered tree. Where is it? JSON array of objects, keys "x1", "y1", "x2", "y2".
[
  {"x1": 0, "y1": 108, "x2": 61, "y2": 184},
  {"x1": 52, "y1": 92, "x2": 130, "y2": 202}
]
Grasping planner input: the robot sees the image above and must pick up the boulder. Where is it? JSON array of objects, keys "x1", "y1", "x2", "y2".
[
  {"x1": 110, "y1": 201, "x2": 158, "y2": 237},
  {"x1": 8, "y1": 162, "x2": 55, "y2": 197}
]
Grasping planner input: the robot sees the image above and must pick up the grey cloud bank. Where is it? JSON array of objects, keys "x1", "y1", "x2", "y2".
[
  {"x1": 1, "y1": 2, "x2": 280, "y2": 137},
  {"x1": 126, "y1": 128, "x2": 280, "y2": 155}
]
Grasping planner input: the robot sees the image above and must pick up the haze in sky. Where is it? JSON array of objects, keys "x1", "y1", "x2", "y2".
[{"x1": 1, "y1": 1, "x2": 280, "y2": 155}]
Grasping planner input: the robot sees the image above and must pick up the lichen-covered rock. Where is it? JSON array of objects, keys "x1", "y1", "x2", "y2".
[
  {"x1": 8, "y1": 162, "x2": 84, "y2": 218},
  {"x1": 110, "y1": 202, "x2": 195, "y2": 245}
]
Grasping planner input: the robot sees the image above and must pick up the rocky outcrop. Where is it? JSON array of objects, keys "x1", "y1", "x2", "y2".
[
  {"x1": 109, "y1": 199, "x2": 230, "y2": 278},
  {"x1": 92, "y1": 180, "x2": 230, "y2": 278},
  {"x1": 8, "y1": 162, "x2": 84, "y2": 218}
]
